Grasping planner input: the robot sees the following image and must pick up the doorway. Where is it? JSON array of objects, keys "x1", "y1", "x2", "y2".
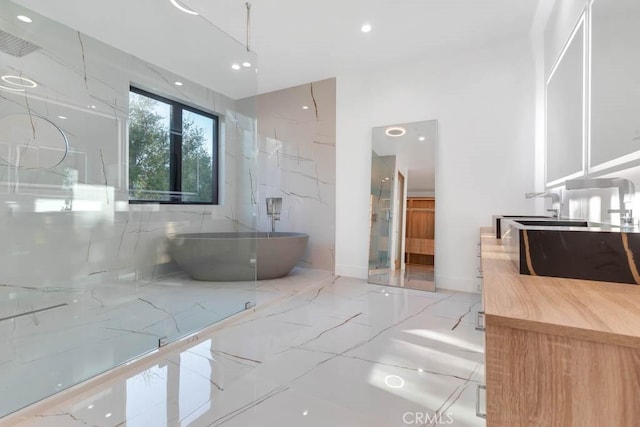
[{"x1": 404, "y1": 196, "x2": 435, "y2": 291}]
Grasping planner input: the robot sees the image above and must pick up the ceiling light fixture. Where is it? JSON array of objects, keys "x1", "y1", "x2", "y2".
[
  {"x1": 169, "y1": 0, "x2": 199, "y2": 15},
  {"x1": 385, "y1": 127, "x2": 406, "y2": 137},
  {"x1": 361, "y1": 23, "x2": 372, "y2": 33},
  {"x1": 17, "y1": 15, "x2": 32, "y2": 23},
  {"x1": 302, "y1": 105, "x2": 309, "y2": 110},
  {"x1": 88, "y1": 105, "x2": 96, "y2": 109},
  {"x1": 1, "y1": 75, "x2": 37, "y2": 88},
  {"x1": 242, "y1": 62, "x2": 251, "y2": 68},
  {"x1": 231, "y1": 64, "x2": 241, "y2": 71},
  {"x1": 57, "y1": 116, "x2": 67, "y2": 120},
  {"x1": 174, "y1": 81, "x2": 183, "y2": 86},
  {"x1": 419, "y1": 136, "x2": 425, "y2": 141}
]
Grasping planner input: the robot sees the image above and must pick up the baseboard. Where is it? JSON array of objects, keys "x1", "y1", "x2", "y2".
[
  {"x1": 335, "y1": 263, "x2": 368, "y2": 280},
  {"x1": 435, "y1": 274, "x2": 481, "y2": 293}
]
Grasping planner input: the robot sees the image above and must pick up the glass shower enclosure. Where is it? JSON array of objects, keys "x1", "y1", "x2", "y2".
[
  {"x1": 368, "y1": 153, "x2": 396, "y2": 271},
  {"x1": 0, "y1": 0, "x2": 257, "y2": 417}
]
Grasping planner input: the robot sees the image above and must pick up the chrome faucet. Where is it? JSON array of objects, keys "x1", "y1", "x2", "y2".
[
  {"x1": 525, "y1": 191, "x2": 562, "y2": 218},
  {"x1": 565, "y1": 178, "x2": 635, "y2": 226},
  {"x1": 266, "y1": 197, "x2": 282, "y2": 233}
]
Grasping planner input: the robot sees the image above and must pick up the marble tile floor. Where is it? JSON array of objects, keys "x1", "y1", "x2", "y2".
[
  {"x1": 0, "y1": 268, "x2": 333, "y2": 418},
  {"x1": 369, "y1": 265, "x2": 436, "y2": 292},
  {"x1": 3, "y1": 275, "x2": 486, "y2": 427}
]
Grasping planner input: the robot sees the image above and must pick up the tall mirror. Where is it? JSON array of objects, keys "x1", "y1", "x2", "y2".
[{"x1": 368, "y1": 120, "x2": 437, "y2": 291}]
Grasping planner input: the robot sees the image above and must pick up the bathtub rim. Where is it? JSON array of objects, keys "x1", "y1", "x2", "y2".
[{"x1": 167, "y1": 232, "x2": 309, "y2": 240}]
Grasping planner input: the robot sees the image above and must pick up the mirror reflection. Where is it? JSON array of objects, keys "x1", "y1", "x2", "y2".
[{"x1": 368, "y1": 120, "x2": 437, "y2": 291}]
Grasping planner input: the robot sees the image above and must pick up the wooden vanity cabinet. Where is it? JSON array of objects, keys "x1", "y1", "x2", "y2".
[{"x1": 480, "y1": 228, "x2": 640, "y2": 426}]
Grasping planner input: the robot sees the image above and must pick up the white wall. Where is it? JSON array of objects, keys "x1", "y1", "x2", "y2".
[{"x1": 335, "y1": 38, "x2": 536, "y2": 292}]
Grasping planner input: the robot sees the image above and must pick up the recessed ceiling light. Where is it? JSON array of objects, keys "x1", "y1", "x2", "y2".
[
  {"x1": 231, "y1": 64, "x2": 241, "y2": 71},
  {"x1": 174, "y1": 81, "x2": 183, "y2": 86},
  {"x1": 242, "y1": 62, "x2": 251, "y2": 68},
  {"x1": 17, "y1": 15, "x2": 32, "y2": 23},
  {"x1": 57, "y1": 116, "x2": 67, "y2": 120},
  {"x1": 88, "y1": 105, "x2": 96, "y2": 109},
  {"x1": 105, "y1": 413, "x2": 112, "y2": 418},
  {"x1": 302, "y1": 410, "x2": 309, "y2": 416},
  {"x1": 1, "y1": 75, "x2": 37, "y2": 88},
  {"x1": 302, "y1": 105, "x2": 309, "y2": 110},
  {"x1": 419, "y1": 136, "x2": 425, "y2": 141},
  {"x1": 87, "y1": 405, "x2": 94, "y2": 409},
  {"x1": 385, "y1": 127, "x2": 406, "y2": 137},
  {"x1": 361, "y1": 23, "x2": 372, "y2": 33},
  {"x1": 169, "y1": 0, "x2": 199, "y2": 15}
]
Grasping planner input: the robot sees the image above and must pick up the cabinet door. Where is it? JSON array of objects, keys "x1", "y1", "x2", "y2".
[{"x1": 589, "y1": 0, "x2": 640, "y2": 171}]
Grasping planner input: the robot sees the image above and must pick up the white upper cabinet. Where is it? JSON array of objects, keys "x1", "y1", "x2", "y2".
[
  {"x1": 546, "y1": 17, "x2": 586, "y2": 185},
  {"x1": 589, "y1": 0, "x2": 640, "y2": 172}
]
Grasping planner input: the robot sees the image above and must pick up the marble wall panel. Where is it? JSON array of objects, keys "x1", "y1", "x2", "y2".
[{"x1": 256, "y1": 79, "x2": 336, "y2": 271}]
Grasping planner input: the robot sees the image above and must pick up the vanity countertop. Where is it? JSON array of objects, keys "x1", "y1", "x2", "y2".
[{"x1": 480, "y1": 227, "x2": 640, "y2": 348}]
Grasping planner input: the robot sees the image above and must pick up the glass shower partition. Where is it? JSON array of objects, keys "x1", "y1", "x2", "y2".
[
  {"x1": 368, "y1": 153, "x2": 396, "y2": 272},
  {"x1": 0, "y1": 0, "x2": 257, "y2": 417}
]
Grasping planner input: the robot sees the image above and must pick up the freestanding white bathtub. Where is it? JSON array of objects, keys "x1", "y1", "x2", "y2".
[{"x1": 167, "y1": 232, "x2": 309, "y2": 281}]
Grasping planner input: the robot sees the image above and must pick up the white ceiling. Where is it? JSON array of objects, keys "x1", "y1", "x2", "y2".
[{"x1": 15, "y1": 0, "x2": 540, "y2": 97}]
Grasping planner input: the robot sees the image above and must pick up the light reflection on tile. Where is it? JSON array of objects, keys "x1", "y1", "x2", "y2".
[{"x1": 7, "y1": 276, "x2": 485, "y2": 427}]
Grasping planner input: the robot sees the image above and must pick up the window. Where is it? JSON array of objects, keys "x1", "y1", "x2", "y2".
[{"x1": 128, "y1": 86, "x2": 218, "y2": 204}]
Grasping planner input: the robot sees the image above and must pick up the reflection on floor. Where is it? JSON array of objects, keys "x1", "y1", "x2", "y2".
[
  {"x1": 6, "y1": 275, "x2": 485, "y2": 427},
  {"x1": 369, "y1": 264, "x2": 435, "y2": 292},
  {"x1": 0, "y1": 268, "x2": 332, "y2": 418}
]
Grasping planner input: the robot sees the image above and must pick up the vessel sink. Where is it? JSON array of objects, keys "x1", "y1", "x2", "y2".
[
  {"x1": 513, "y1": 219, "x2": 589, "y2": 227},
  {"x1": 501, "y1": 218, "x2": 639, "y2": 285},
  {"x1": 493, "y1": 215, "x2": 552, "y2": 239}
]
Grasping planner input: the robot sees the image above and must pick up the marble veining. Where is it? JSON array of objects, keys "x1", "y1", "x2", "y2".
[
  {"x1": 4, "y1": 275, "x2": 485, "y2": 427},
  {"x1": 257, "y1": 78, "x2": 336, "y2": 271},
  {"x1": 0, "y1": 268, "x2": 333, "y2": 418}
]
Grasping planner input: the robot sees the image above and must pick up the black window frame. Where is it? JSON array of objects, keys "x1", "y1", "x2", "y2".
[{"x1": 128, "y1": 86, "x2": 219, "y2": 205}]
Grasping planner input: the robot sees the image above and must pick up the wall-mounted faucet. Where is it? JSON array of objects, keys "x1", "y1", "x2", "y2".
[
  {"x1": 266, "y1": 197, "x2": 282, "y2": 233},
  {"x1": 565, "y1": 178, "x2": 635, "y2": 226},
  {"x1": 525, "y1": 190, "x2": 562, "y2": 218}
]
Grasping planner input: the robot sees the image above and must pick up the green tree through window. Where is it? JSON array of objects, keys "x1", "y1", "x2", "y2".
[{"x1": 128, "y1": 87, "x2": 218, "y2": 204}]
